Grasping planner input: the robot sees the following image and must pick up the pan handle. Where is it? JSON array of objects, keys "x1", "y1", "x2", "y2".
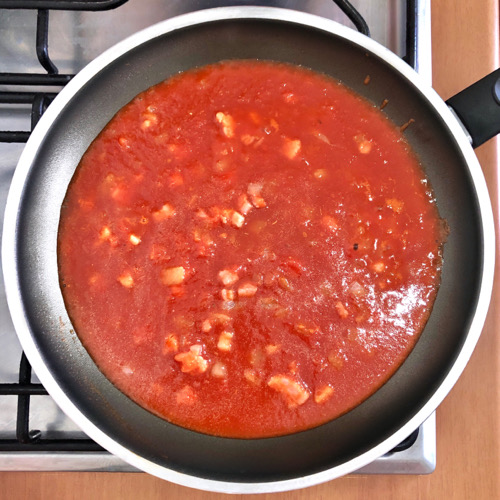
[{"x1": 446, "y1": 68, "x2": 500, "y2": 148}]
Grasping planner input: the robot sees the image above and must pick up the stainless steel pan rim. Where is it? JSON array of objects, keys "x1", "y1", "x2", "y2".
[{"x1": 2, "y1": 6, "x2": 495, "y2": 494}]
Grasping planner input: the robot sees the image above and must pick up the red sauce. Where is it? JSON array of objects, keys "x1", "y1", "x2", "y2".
[{"x1": 58, "y1": 61, "x2": 443, "y2": 438}]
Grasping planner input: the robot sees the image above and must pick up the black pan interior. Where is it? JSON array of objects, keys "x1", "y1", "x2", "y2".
[{"x1": 15, "y1": 17, "x2": 483, "y2": 482}]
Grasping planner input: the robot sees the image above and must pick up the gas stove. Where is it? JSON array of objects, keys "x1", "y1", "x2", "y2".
[{"x1": 0, "y1": 0, "x2": 435, "y2": 474}]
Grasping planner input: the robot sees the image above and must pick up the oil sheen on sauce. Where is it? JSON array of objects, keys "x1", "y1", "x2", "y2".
[{"x1": 58, "y1": 61, "x2": 444, "y2": 438}]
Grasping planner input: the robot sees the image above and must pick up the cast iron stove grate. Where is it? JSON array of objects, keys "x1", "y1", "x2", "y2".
[{"x1": 0, "y1": 0, "x2": 420, "y2": 458}]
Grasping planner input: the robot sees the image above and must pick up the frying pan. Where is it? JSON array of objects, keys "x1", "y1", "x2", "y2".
[{"x1": 2, "y1": 7, "x2": 497, "y2": 494}]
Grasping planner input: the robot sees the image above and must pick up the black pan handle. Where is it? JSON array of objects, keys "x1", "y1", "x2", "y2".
[{"x1": 446, "y1": 68, "x2": 500, "y2": 148}]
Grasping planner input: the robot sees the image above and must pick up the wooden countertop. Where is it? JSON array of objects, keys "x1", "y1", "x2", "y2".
[{"x1": 1, "y1": 1, "x2": 498, "y2": 499}]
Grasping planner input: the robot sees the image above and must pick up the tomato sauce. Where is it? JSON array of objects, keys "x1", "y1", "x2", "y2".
[{"x1": 58, "y1": 61, "x2": 444, "y2": 438}]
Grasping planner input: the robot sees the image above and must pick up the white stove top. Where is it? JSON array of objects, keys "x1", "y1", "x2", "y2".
[{"x1": 0, "y1": 0, "x2": 435, "y2": 474}]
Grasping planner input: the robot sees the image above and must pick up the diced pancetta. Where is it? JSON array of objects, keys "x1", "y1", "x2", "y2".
[{"x1": 268, "y1": 375, "x2": 310, "y2": 407}]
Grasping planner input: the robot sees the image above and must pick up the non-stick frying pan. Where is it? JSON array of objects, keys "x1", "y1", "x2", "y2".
[{"x1": 2, "y1": 7, "x2": 497, "y2": 494}]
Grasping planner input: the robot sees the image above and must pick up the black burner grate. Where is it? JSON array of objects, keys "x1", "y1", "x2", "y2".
[
  {"x1": 0, "y1": 0, "x2": 128, "y2": 10},
  {"x1": 0, "y1": 0, "x2": 419, "y2": 456}
]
